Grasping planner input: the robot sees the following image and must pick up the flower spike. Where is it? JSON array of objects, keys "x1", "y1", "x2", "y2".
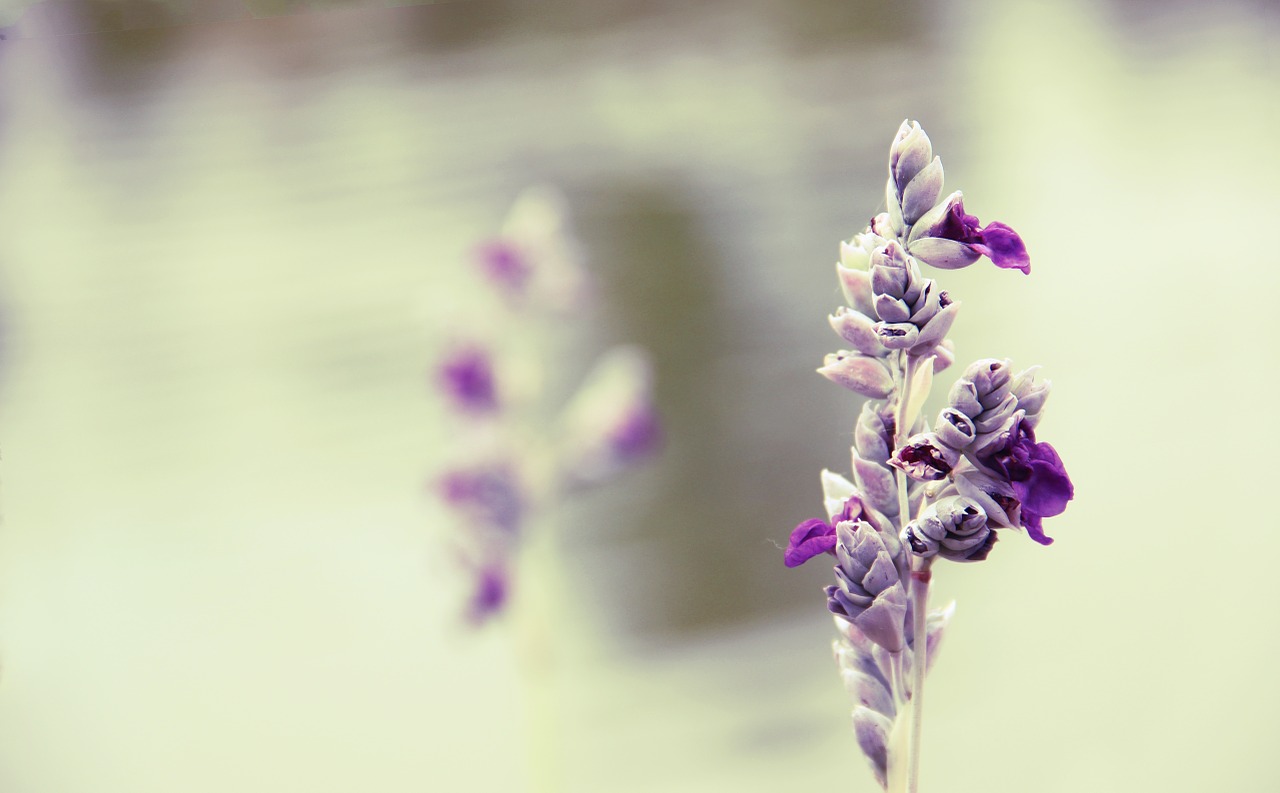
[{"x1": 780, "y1": 121, "x2": 1073, "y2": 791}]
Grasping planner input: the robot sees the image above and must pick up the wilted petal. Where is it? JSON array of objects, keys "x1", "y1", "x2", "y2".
[{"x1": 889, "y1": 433, "x2": 958, "y2": 481}]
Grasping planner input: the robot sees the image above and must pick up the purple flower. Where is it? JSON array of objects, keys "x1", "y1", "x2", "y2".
[
  {"x1": 784, "y1": 498, "x2": 865, "y2": 568},
  {"x1": 933, "y1": 201, "x2": 1030, "y2": 274},
  {"x1": 785, "y1": 518, "x2": 838, "y2": 568},
  {"x1": 607, "y1": 405, "x2": 662, "y2": 462},
  {"x1": 475, "y1": 239, "x2": 531, "y2": 296},
  {"x1": 910, "y1": 194, "x2": 1031, "y2": 274},
  {"x1": 984, "y1": 418, "x2": 1074, "y2": 545},
  {"x1": 438, "y1": 346, "x2": 498, "y2": 414},
  {"x1": 439, "y1": 465, "x2": 524, "y2": 534},
  {"x1": 467, "y1": 563, "x2": 509, "y2": 625}
]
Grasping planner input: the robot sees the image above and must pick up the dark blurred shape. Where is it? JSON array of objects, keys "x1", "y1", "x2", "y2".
[
  {"x1": 764, "y1": 0, "x2": 926, "y2": 53},
  {"x1": 24, "y1": 0, "x2": 179, "y2": 99},
  {"x1": 571, "y1": 178, "x2": 856, "y2": 640}
]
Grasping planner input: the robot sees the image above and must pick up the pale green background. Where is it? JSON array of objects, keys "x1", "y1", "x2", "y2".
[{"x1": 0, "y1": 1, "x2": 1277, "y2": 791}]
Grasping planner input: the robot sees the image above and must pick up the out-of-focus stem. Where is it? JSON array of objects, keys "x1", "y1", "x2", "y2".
[{"x1": 905, "y1": 562, "x2": 932, "y2": 793}]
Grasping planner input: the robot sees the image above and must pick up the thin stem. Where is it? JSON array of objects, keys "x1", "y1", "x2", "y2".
[
  {"x1": 893, "y1": 350, "x2": 914, "y2": 527},
  {"x1": 906, "y1": 563, "x2": 932, "y2": 793}
]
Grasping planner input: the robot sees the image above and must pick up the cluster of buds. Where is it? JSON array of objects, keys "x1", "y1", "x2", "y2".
[
  {"x1": 434, "y1": 189, "x2": 661, "y2": 625},
  {"x1": 783, "y1": 122, "x2": 1073, "y2": 790}
]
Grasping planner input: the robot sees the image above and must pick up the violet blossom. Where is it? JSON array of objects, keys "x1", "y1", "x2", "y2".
[
  {"x1": 981, "y1": 417, "x2": 1074, "y2": 545},
  {"x1": 780, "y1": 120, "x2": 1074, "y2": 791}
]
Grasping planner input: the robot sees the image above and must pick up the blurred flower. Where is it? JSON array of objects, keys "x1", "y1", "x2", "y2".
[
  {"x1": 466, "y1": 563, "x2": 510, "y2": 626},
  {"x1": 434, "y1": 188, "x2": 659, "y2": 625},
  {"x1": 438, "y1": 345, "x2": 499, "y2": 414},
  {"x1": 438, "y1": 464, "x2": 524, "y2": 535}
]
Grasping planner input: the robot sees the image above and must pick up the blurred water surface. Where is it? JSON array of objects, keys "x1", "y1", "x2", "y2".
[{"x1": 0, "y1": 1, "x2": 1278, "y2": 791}]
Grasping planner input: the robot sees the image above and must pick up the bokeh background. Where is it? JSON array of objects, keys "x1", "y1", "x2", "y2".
[{"x1": 1, "y1": 1, "x2": 1278, "y2": 791}]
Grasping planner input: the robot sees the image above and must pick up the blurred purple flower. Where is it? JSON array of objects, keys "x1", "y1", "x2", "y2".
[
  {"x1": 439, "y1": 465, "x2": 524, "y2": 534},
  {"x1": 607, "y1": 405, "x2": 662, "y2": 462},
  {"x1": 438, "y1": 346, "x2": 498, "y2": 414},
  {"x1": 475, "y1": 239, "x2": 531, "y2": 296},
  {"x1": 467, "y1": 564, "x2": 510, "y2": 625}
]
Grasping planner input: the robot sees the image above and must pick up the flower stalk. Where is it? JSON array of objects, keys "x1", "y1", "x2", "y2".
[{"x1": 785, "y1": 121, "x2": 1074, "y2": 790}]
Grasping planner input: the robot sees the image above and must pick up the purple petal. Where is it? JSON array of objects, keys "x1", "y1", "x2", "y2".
[
  {"x1": 475, "y1": 239, "x2": 531, "y2": 295},
  {"x1": 930, "y1": 200, "x2": 1031, "y2": 275},
  {"x1": 1009, "y1": 439, "x2": 1074, "y2": 543},
  {"x1": 467, "y1": 564, "x2": 509, "y2": 625},
  {"x1": 972, "y1": 222, "x2": 1031, "y2": 274},
  {"x1": 608, "y1": 405, "x2": 662, "y2": 461},
  {"x1": 438, "y1": 346, "x2": 498, "y2": 414},
  {"x1": 784, "y1": 518, "x2": 837, "y2": 567}
]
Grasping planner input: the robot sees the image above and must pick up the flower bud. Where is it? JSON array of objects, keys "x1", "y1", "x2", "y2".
[
  {"x1": 932, "y1": 339, "x2": 955, "y2": 373},
  {"x1": 890, "y1": 119, "x2": 933, "y2": 196},
  {"x1": 901, "y1": 156, "x2": 944, "y2": 225},
  {"x1": 907, "y1": 190, "x2": 964, "y2": 244},
  {"x1": 870, "y1": 243, "x2": 910, "y2": 295},
  {"x1": 934, "y1": 407, "x2": 976, "y2": 449},
  {"x1": 970, "y1": 359, "x2": 1013, "y2": 408},
  {"x1": 884, "y1": 178, "x2": 906, "y2": 238},
  {"x1": 829, "y1": 307, "x2": 885, "y2": 356},
  {"x1": 827, "y1": 521, "x2": 908, "y2": 653},
  {"x1": 853, "y1": 451, "x2": 898, "y2": 516},
  {"x1": 911, "y1": 299, "x2": 958, "y2": 354},
  {"x1": 955, "y1": 469, "x2": 1021, "y2": 528},
  {"x1": 1010, "y1": 366, "x2": 1051, "y2": 426},
  {"x1": 947, "y1": 378, "x2": 983, "y2": 418},
  {"x1": 854, "y1": 402, "x2": 894, "y2": 464},
  {"x1": 973, "y1": 392, "x2": 1019, "y2": 433},
  {"x1": 819, "y1": 352, "x2": 894, "y2": 398},
  {"x1": 908, "y1": 237, "x2": 981, "y2": 270},
  {"x1": 875, "y1": 321, "x2": 920, "y2": 349},
  {"x1": 902, "y1": 496, "x2": 996, "y2": 563},
  {"x1": 836, "y1": 263, "x2": 877, "y2": 318},
  {"x1": 907, "y1": 279, "x2": 942, "y2": 325},
  {"x1": 873, "y1": 293, "x2": 911, "y2": 323},
  {"x1": 869, "y1": 212, "x2": 895, "y2": 238}
]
